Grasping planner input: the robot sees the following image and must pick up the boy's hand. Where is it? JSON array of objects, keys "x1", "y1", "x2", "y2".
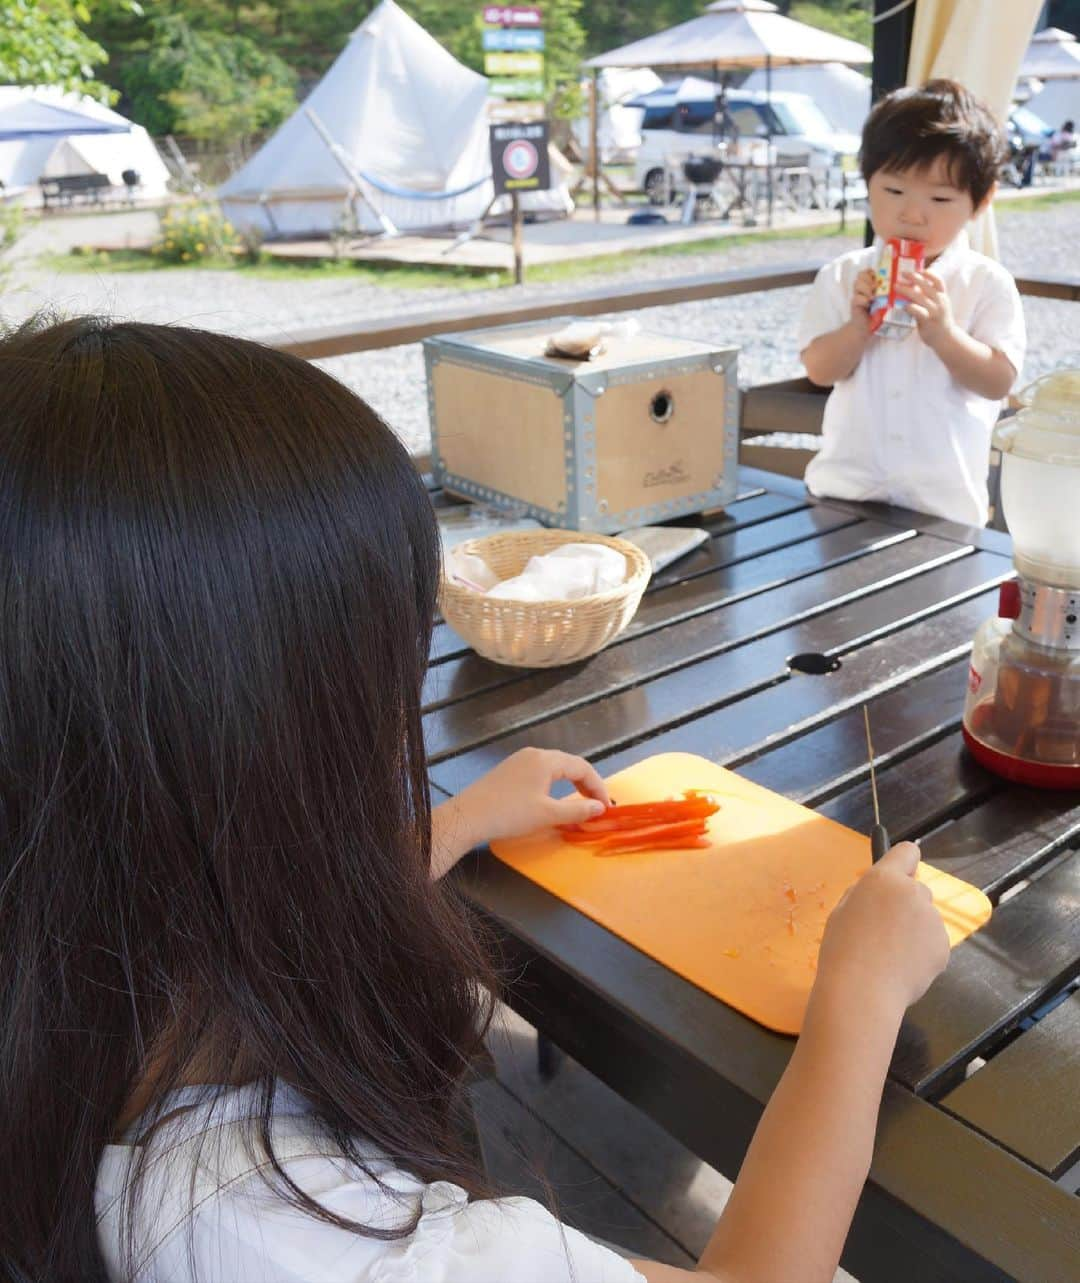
[
  {"x1": 813, "y1": 842, "x2": 950, "y2": 1014},
  {"x1": 901, "y1": 270, "x2": 956, "y2": 350},
  {"x1": 434, "y1": 749, "x2": 610, "y2": 868},
  {"x1": 850, "y1": 268, "x2": 877, "y2": 329}
]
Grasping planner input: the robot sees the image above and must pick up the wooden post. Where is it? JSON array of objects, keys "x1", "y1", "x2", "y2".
[
  {"x1": 512, "y1": 192, "x2": 524, "y2": 285},
  {"x1": 590, "y1": 68, "x2": 600, "y2": 221},
  {"x1": 765, "y1": 53, "x2": 774, "y2": 229}
]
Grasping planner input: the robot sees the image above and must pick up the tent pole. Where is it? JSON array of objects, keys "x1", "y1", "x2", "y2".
[
  {"x1": 512, "y1": 191, "x2": 524, "y2": 283},
  {"x1": 766, "y1": 53, "x2": 774, "y2": 228},
  {"x1": 304, "y1": 107, "x2": 399, "y2": 238},
  {"x1": 164, "y1": 134, "x2": 202, "y2": 194},
  {"x1": 869, "y1": 0, "x2": 916, "y2": 245},
  {"x1": 590, "y1": 69, "x2": 600, "y2": 221}
]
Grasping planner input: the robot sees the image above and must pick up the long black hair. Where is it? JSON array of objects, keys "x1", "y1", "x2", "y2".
[{"x1": 0, "y1": 318, "x2": 496, "y2": 1281}]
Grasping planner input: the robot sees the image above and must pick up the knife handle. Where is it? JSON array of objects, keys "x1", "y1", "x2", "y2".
[{"x1": 871, "y1": 823, "x2": 890, "y2": 864}]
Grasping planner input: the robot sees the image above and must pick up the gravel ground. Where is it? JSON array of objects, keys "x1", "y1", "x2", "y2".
[{"x1": 4, "y1": 201, "x2": 1079, "y2": 455}]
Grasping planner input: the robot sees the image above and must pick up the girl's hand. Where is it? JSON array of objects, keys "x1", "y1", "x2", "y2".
[
  {"x1": 813, "y1": 842, "x2": 950, "y2": 1015},
  {"x1": 431, "y1": 749, "x2": 610, "y2": 877},
  {"x1": 900, "y1": 270, "x2": 955, "y2": 350},
  {"x1": 850, "y1": 268, "x2": 877, "y2": 329}
]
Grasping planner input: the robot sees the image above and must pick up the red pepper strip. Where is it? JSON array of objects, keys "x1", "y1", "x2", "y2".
[
  {"x1": 585, "y1": 817, "x2": 710, "y2": 850},
  {"x1": 560, "y1": 818, "x2": 707, "y2": 846},
  {"x1": 592, "y1": 835, "x2": 712, "y2": 856},
  {"x1": 558, "y1": 796, "x2": 719, "y2": 834},
  {"x1": 560, "y1": 819, "x2": 708, "y2": 848}
]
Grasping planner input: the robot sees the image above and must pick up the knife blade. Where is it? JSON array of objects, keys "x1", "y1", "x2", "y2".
[{"x1": 863, "y1": 705, "x2": 890, "y2": 863}]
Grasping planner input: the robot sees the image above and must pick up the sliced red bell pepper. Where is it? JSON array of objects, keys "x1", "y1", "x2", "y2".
[
  {"x1": 583, "y1": 817, "x2": 710, "y2": 850},
  {"x1": 558, "y1": 793, "x2": 719, "y2": 836},
  {"x1": 591, "y1": 834, "x2": 712, "y2": 856}
]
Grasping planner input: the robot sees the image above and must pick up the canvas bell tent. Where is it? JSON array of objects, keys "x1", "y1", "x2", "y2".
[
  {"x1": 219, "y1": 0, "x2": 571, "y2": 238},
  {"x1": 0, "y1": 87, "x2": 170, "y2": 201}
]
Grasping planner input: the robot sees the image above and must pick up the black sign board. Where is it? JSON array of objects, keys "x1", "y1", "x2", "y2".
[{"x1": 490, "y1": 120, "x2": 551, "y2": 195}]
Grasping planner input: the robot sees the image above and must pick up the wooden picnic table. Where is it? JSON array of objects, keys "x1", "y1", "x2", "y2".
[{"x1": 425, "y1": 466, "x2": 1080, "y2": 1283}]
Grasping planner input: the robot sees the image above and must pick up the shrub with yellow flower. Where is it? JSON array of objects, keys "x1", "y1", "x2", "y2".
[{"x1": 153, "y1": 203, "x2": 239, "y2": 265}]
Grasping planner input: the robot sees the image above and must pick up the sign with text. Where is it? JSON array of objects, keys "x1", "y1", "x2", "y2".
[
  {"x1": 482, "y1": 5, "x2": 542, "y2": 26},
  {"x1": 482, "y1": 28, "x2": 545, "y2": 51},
  {"x1": 484, "y1": 50, "x2": 544, "y2": 75},
  {"x1": 489, "y1": 76, "x2": 545, "y2": 100},
  {"x1": 486, "y1": 99, "x2": 546, "y2": 123},
  {"x1": 490, "y1": 121, "x2": 551, "y2": 194}
]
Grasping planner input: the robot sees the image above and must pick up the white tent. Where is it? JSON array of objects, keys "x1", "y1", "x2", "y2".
[
  {"x1": 0, "y1": 87, "x2": 171, "y2": 201},
  {"x1": 1020, "y1": 28, "x2": 1080, "y2": 131},
  {"x1": 585, "y1": 0, "x2": 871, "y2": 72},
  {"x1": 741, "y1": 61, "x2": 870, "y2": 135},
  {"x1": 220, "y1": 0, "x2": 571, "y2": 238},
  {"x1": 573, "y1": 68, "x2": 663, "y2": 162},
  {"x1": 1018, "y1": 26, "x2": 1080, "y2": 80}
]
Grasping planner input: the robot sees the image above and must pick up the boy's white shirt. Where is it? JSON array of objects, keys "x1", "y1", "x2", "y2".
[{"x1": 798, "y1": 231, "x2": 1026, "y2": 527}]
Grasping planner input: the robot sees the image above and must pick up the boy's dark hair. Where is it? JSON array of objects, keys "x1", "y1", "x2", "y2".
[{"x1": 860, "y1": 79, "x2": 1008, "y2": 209}]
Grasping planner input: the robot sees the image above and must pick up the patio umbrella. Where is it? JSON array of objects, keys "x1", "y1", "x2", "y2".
[
  {"x1": 584, "y1": 0, "x2": 871, "y2": 72},
  {"x1": 907, "y1": 0, "x2": 1043, "y2": 257},
  {"x1": 583, "y1": 1, "x2": 871, "y2": 224},
  {"x1": 1018, "y1": 26, "x2": 1080, "y2": 81}
]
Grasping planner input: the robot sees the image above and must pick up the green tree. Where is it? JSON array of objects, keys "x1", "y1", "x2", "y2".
[
  {"x1": 0, "y1": 0, "x2": 111, "y2": 97},
  {"x1": 790, "y1": 1, "x2": 871, "y2": 47},
  {"x1": 102, "y1": 11, "x2": 296, "y2": 143},
  {"x1": 162, "y1": 22, "x2": 297, "y2": 147}
]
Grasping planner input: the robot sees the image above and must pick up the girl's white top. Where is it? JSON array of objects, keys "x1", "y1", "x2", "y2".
[
  {"x1": 798, "y1": 231, "x2": 1027, "y2": 528},
  {"x1": 96, "y1": 1081, "x2": 645, "y2": 1282}
]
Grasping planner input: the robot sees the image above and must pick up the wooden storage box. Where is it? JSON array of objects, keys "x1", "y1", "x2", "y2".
[{"x1": 423, "y1": 318, "x2": 739, "y2": 533}]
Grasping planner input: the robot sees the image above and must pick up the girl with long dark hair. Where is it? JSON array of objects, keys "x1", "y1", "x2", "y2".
[{"x1": 0, "y1": 317, "x2": 949, "y2": 1283}]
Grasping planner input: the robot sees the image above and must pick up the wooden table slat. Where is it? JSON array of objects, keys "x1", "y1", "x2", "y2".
[
  {"x1": 430, "y1": 556, "x2": 1008, "y2": 788},
  {"x1": 427, "y1": 504, "x2": 853, "y2": 666},
  {"x1": 423, "y1": 521, "x2": 924, "y2": 711},
  {"x1": 738, "y1": 658, "x2": 971, "y2": 803},
  {"x1": 425, "y1": 537, "x2": 976, "y2": 755},
  {"x1": 917, "y1": 790, "x2": 1080, "y2": 901},
  {"x1": 891, "y1": 850, "x2": 1080, "y2": 1095},
  {"x1": 585, "y1": 578, "x2": 1006, "y2": 795},
  {"x1": 816, "y1": 731, "x2": 996, "y2": 842},
  {"x1": 940, "y1": 991, "x2": 1080, "y2": 1178}
]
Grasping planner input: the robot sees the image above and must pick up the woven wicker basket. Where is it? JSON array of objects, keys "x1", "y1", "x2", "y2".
[{"x1": 440, "y1": 530, "x2": 652, "y2": 668}]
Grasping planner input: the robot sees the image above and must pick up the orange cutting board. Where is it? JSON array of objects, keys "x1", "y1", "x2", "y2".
[{"x1": 490, "y1": 752, "x2": 991, "y2": 1035}]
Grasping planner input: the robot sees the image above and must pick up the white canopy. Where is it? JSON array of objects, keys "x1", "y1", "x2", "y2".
[
  {"x1": 0, "y1": 87, "x2": 170, "y2": 200},
  {"x1": 1025, "y1": 78, "x2": 1080, "y2": 131},
  {"x1": 1018, "y1": 26, "x2": 1080, "y2": 80},
  {"x1": 586, "y1": 0, "x2": 871, "y2": 72},
  {"x1": 220, "y1": 0, "x2": 570, "y2": 237},
  {"x1": 741, "y1": 61, "x2": 870, "y2": 135},
  {"x1": 572, "y1": 67, "x2": 662, "y2": 161}
]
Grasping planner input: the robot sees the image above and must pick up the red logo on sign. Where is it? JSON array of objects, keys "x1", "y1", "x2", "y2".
[{"x1": 502, "y1": 138, "x2": 539, "y2": 180}]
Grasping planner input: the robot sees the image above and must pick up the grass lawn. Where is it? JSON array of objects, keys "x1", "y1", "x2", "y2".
[{"x1": 33, "y1": 186, "x2": 1080, "y2": 290}]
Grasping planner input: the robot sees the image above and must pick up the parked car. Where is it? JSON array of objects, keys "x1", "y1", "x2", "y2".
[{"x1": 630, "y1": 84, "x2": 861, "y2": 204}]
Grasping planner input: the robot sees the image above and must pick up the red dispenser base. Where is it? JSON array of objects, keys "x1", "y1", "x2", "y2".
[{"x1": 962, "y1": 724, "x2": 1080, "y2": 790}]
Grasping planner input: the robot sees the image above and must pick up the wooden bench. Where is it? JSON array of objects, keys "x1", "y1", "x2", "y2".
[{"x1": 40, "y1": 173, "x2": 112, "y2": 210}]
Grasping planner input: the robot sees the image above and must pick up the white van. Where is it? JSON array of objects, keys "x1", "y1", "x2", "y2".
[{"x1": 631, "y1": 84, "x2": 860, "y2": 204}]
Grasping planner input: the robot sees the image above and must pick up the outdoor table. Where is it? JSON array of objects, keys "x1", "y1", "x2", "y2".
[{"x1": 425, "y1": 466, "x2": 1080, "y2": 1283}]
